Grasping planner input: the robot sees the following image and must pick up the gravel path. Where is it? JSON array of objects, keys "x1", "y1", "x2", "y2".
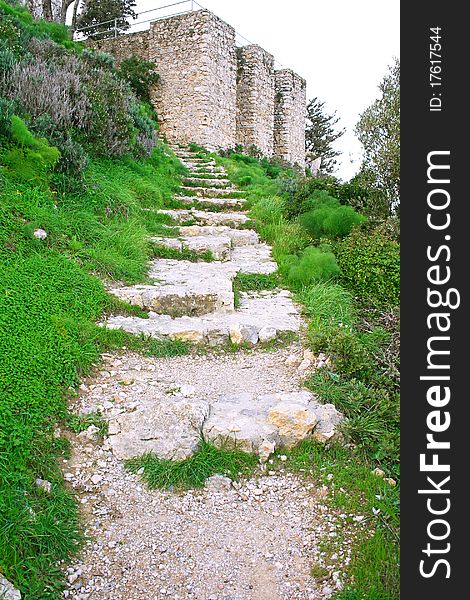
[{"x1": 62, "y1": 430, "x2": 359, "y2": 600}]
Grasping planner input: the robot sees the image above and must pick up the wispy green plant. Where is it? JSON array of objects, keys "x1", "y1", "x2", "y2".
[{"x1": 125, "y1": 440, "x2": 258, "y2": 490}]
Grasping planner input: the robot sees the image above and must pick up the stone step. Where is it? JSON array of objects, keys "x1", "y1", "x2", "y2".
[
  {"x1": 180, "y1": 186, "x2": 244, "y2": 199},
  {"x1": 178, "y1": 225, "x2": 259, "y2": 247},
  {"x1": 157, "y1": 208, "x2": 250, "y2": 228},
  {"x1": 109, "y1": 240, "x2": 277, "y2": 317},
  {"x1": 105, "y1": 388, "x2": 343, "y2": 461},
  {"x1": 183, "y1": 177, "x2": 231, "y2": 188},
  {"x1": 109, "y1": 260, "x2": 235, "y2": 317},
  {"x1": 150, "y1": 234, "x2": 232, "y2": 261},
  {"x1": 105, "y1": 289, "x2": 300, "y2": 346},
  {"x1": 187, "y1": 171, "x2": 227, "y2": 179},
  {"x1": 173, "y1": 196, "x2": 246, "y2": 209},
  {"x1": 189, "y1": 166, "x2": 226, "y2": 174}
]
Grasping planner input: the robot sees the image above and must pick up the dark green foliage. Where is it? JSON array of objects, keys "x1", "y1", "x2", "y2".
[
  {"x1": 300, "y1": 203, "x2": 366, "y2": 239},
  {"x1": 284, "y1": 246, "x2": 340, "y2": 288},
  {"x1": 74, "y1": 0, "x2": 137, "y2": 39},
  {"x1": 118, "y1": 55, "x2": 160, "y2": 103},
  {"x1": 126, "y1": 440, "x2": 258, "y2": 491},
  {"x1": 283, "y1": 175, "x2": 377, "y2": 220},
  {"x1": 334, "y1": 228, "x2": 400, "y2": 306},
  {"x1": 305, "y1": 96, "x2": 345, "y2": 174}
]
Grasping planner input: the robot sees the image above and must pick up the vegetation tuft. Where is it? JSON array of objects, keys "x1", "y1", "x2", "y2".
[{"x1": 125, "y1": 440, "x2": 259, "y2": 491}]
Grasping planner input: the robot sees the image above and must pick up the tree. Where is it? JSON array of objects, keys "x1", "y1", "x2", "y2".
[
  {"x1": 26, "y1": 0, "x2": 137, "y2": 37},
  {"x1": 355, "y1": 58, "x2": 400, "y2": 215},
  {"x1": 305, "y1": 97, "x2": 345, "y2": 175},
  {"x1": 72, "y1": 0, "x2": 137, "y2": 38}
]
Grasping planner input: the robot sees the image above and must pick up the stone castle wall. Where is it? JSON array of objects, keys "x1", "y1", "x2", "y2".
[
  {"x1": 149, "y1": 11, "x2": 237, "y2": 150},
  {"x1": 90, "y1": 31, "x2": 149, "y2": 66},
  {"x1": 274, "y1": 69, "x2": 306, "y2": 165},
  {"x1": 236, "y1": 45, "x2": 275, "y2": 156},
  {"x1": 89, "y1": 10, "x2": 305, "y2": 164}
]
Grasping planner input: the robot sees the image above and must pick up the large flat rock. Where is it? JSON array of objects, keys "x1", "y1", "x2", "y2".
[
  {"x1": 107, "y1": 399, "x2": 210, "y2": 461},
  {"x1": 178, "y1": 225, "x2": 259, "y2": 247},
  {"x1": 104, "y1": 390, "x2": 343, "y2": 461},
  {"x1": 104, "y1": 290, "x2": 301, "y2": 345},
  {"x1": 110, "y1": 260, "x2": 235, "y2": 317},
  {"x1": 174, "y1": 196, "x2": 246, "y2": 209},
  {"x1": 157, "y1": 209, "x2": 250, "y2": 228}
]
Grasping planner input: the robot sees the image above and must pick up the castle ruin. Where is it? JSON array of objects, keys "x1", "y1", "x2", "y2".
[{"x1": 90, "y1": 9, "x2": 306, "y2": 165}]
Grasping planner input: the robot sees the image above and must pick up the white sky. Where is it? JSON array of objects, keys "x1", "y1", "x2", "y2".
[{"x1": 133, "y1": 0, "x2": 400, "y2": 180}]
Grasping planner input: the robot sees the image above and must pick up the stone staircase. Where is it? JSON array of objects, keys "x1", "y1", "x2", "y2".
[
  {"x1": 105, "y1": 147, "x2": 301, "y2": 346},
  {"x1": 99, "y1": 146, "x2": 343, "y2": 461}
]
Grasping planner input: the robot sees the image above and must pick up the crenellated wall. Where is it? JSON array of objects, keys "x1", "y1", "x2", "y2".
[{"x1": 88, "y1": 10, "x2": 305, "y2": 165}]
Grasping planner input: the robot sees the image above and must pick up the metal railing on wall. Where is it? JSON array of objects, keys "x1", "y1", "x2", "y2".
[
  {"x1": 73, "y1": 0, "x2": 284, "y2": 68},
  {"x1": 73, "y1": 0, "x2": 205, "y2": 40}
]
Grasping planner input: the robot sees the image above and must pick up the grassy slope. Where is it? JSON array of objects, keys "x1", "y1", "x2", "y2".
[
  {"x1": 213, "y1": 150, "x2": 400, "y2": 599},
  {"x1": 0, "y1": 146, "x2": 189, "y2": 598}
]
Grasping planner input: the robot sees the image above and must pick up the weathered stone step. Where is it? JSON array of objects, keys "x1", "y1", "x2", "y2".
[
  {"x1": 189, "y1": 166, "x2": 226, "y2": 174},
  {"x1": 105, "y1": 289, "x2": 300, "y2": 346},
  {"x1": 183, "y1": 177, "x2": 231, "y2": 188},
  {"x1": 178, "y1": 225, "x2": 259, "y2": 247},
  {"x1": 181, "y1": 186, "x2": 244, "y2": 199},
  {"x1": 110, "y1": 260, "x2": 235, "y2": 317},
  {"x1": 187, "y1": 171, "x2": 227, "y2": 179},
  {"x1": 150, "y1": 234, "x2": 232, "y2": 261},
  {"x1": 109, "y1": 240, "x2": 277, "y2": 317},
  {"x1": 173, "y1": 196, "x2": 246, "y2": 209},
  {"x1": 157, "y1": 208, "x2": 250, "y2": 228},
  {"x1": 105, "y1": 387, "x2": 343, "y2": 461}
]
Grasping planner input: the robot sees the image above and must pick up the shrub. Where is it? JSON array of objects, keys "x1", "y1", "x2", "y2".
[
  {"x1": 284, "y1": 246, "x2": 340, "y2": 288},
  {"x1": 334, "y1": 228, "x2": 400, "y2": 306},
  {"x1": 300, "y1": 203, "x2": 366, "y2": 239},
  {"x1": 118, "y1": 55, "x2": 160, "y2": 103},
  {"x1": 2, "y1": 40, "x2": 158, "y2": 162},
  {"x1": 1, "y1": 115, "x2": 60, "y2": 180}
]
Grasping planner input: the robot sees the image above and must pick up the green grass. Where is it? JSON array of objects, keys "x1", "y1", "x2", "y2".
[
  {"x1": 214, "y1": 149, "x2": 400, "y2": 599},
  {"x1": 232, "y1": 271, "x2": 281, "y2": 307},
  {"x1": 125, "y1": 439, "x2": 259, "y2": 490},
  {"x1": 295, "y1": 281, "x2": 356, "y2": 328},
  {"x1": 282, "y1": 442, "x2": 400, "y2": 599},
  {"x1": 0, "y1": 143, "x2": 188, "y2": 597}
]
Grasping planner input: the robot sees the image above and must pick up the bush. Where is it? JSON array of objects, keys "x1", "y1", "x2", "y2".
[
  {"x1": 284, "y1": 246, "x2": 340, "y2": 288},
  {"x1": 300, "y1": 203, "x2": 366, "y2": 239},
  {"x1": 1, "y1": 38, "x2": 158, "y2": 168},
  {"x1": 334, "y1": 228, "x2": 400, "y2": 306},
  {"x1": 118, "y1": 55, "x2": 160, "y2": 103},
  {"x1": 1, "y1": 115, "x2": 60, "y2": 180}
]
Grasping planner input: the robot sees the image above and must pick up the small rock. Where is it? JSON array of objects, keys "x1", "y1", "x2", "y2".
[
  {"x1": 33, "y1": 228, "x2": 47, "y2": 240},
  {"x1": 279, "y1": 455, "x2": 287, "y2": 462},
  {"x1": 297, "y1": 358, "x2": 312, "y2": 372},
  {"x1": 0, "y1": 575, "x2": 21, "y2": 600},
  {"x1": 258, "y1": 440, "x2": 275, "y2": 463},
  {"x1": 285, "y1": 354, "x2": 299, "y2": 367},
  {"x1": 258, "y1": 326, "x2": 277, "y2": 343},
  {"x1": 322, "y1": 586, "x2": 333, "y2": 597},
  {"x1": 384, "y1": 477, "x2": 396, "y2": 486},
  {"x1": 372, "y1": 468, "x2": 385, "y2": 477},
  {"x1": 180, "y1": 384, "x2": 196, "y2": 397},
  {"x1": 35, "y1": 478, "x2": 52, "y2": 494},
  {"x1": 90, "y1": 474, "x2": 103, "y2": 485},
  {"x1": 205, "y1": 474, "x2": 232, "y2": 492}
]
